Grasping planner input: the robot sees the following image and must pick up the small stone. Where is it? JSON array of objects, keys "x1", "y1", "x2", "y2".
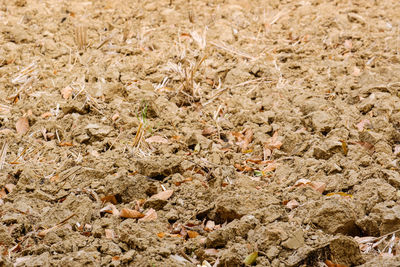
[
  {"x1": 330, "y1": 236, "x2": 365, "y2": 266},
  {"x1": 282, "y1": 229, "x2": 304, "y2": 249}
]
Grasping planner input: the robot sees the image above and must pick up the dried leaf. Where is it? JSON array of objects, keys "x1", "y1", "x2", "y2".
[
  {"x1": 16, "y1": 117, "x2": 29, "y2": 135},
  {"x1": 232, "y1": 128, "x2": 253, "y2": 152},
  {"x1": 41, "y1": 112, "x2": 52, "y2": 118},
  {"x1": 356, "y1": 119, "x2": 371, "y2": 132},
  {"x1": 340, "y1": 140, "x2": 348, "y2": 156},
  {"x1": 310, "y1": 181, "x2": 326, "y2": 194},
  {"x1": 151, "y1": 189, "x2": 174, "y2": 201},
  {"x1": 294, "y1": 178, "x2": 311, "y2": 187},
  {"x1": 344, "y1": 39, "x2": 353, "y2": 50},
  {"x1": 187, "y1": 230, "x2": 199, "y2": 238},
  {"x1": 145, "y1": 135, "x2": 169, "y2": 144},
  {"x1": 355, "y1": 141, "x2": 375, "y2": 153},
  {"x1": 325, "y1": 259, "x2": 349, "y2": 267},
  {"x1": 0, "y1": 188, "x2": 6, "y2": 199},
  {"x1": 263, "y1": 132, "x2": 282, "y2": 158},
  {"x1": 100, "y1": 204, "x2": 120, "y2": 216},
  {"x1": 112, "y1": 112, "x2": 120, "y2": 121},
  {"x1": 61, "y1": 86, "x2": 73, "y2": 99},
  {"x1": 294, "y1": 179, "x2": 326, "y2": 194},
  {"x1": 112, "y1": 256, "x2": 120, "y2": 261},
  {"x1": 4, "y1": 184, "x2": 15, "y2": 194},
  {"x1": 263, "y1": 162, "x2": 277, "y2": 173},
  {"x1": 286, "y1": 199, "x2": 299, "y2": 210},
  {"x1": 119, "y1": 208, "x2": 145, "y2": 219},
  {"x1": 394, "y1": 145, "x2": 400, "y2": 156},
  {"x1": 157, "y1": 232, "x2": 166, "y2": 238},
  {"x1": 138, "y1": 208, "x2": 157, "y2": 222},
  {"x1": 244, "y1": 251, "x2": 258, "y2": 265},
  {"x1": 204, "y1": 248, "x2": 219, "y2": 256},
  {"x1": 202, "y1": 127, "x2": 216, "y2": 136},
  {"x1": 101, "y1": 195, "x2": 118, "y2": 205},
  {"x1": 352, "y1": 66, "x2": 361, "y2": 76},
  {"x1": 241, "y1": 128, "x2": 253, "y2": 152},
  {"x1": 49, "y1": 174, "x2": 59, "y2": 183},
  {"x1": 58, "y1": 142, "x2": 73, "y2": 147},
  {"x1": 105, "y1": 229, "x2": 115, "y2": 239},
  {"x1": 204, "y1": 220, "x2": 215, "y2": 231},
  {"x1": 326, "y1": 192, "x2": 353, "y2": 198}
]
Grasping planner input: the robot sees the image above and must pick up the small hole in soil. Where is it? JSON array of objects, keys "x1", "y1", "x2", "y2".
[
  {"x1": 188, "y1": 144, "x2": 196, "y2": 150},
  {"x1": 321, "y1": 129, "x2": 330, "y2": 136},
  {"x1": 168, "y1": 218, "x2": 178, "y2": 224},
  {"x1": 150, "y1": 174, "x2": 166, "y2": 181}
]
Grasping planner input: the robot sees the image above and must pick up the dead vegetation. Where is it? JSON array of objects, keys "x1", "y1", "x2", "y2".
[{"x1": 0, "y1": 0, "x2": 400, "y2": 266}]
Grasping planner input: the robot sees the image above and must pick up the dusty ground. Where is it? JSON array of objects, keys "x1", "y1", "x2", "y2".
[{"x1": 1, "y1": 0, "x2": 400, "y2": 266}]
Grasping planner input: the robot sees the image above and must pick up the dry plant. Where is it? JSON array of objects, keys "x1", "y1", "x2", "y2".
[
  {"x1": 132, "y1": 104, "x2": 152, "y2": 157},
  {"x1": 75, "y1": 25, "x2": 87, "y2": 51},
  {"x1": 69, "y1": 82, "x2": 104, "y2": 115},
  {"x1": 10, "y1": 62, "x2": 38, "y2": 100},
  {"x1": 0, "y1": 142, "x2": 8, "y2": 170},
  {"x1": 166, "y1": 54, "x2": 207, "y2": 100},
  {"x1": 355, "y1": 229, "x2": 400, "y2": 256}
]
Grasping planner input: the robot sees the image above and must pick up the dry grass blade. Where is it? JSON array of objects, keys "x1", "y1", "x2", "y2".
[
  {"x1": 0, "y1": 142, "x2": 8, "y2": 170},
  {"x1": 75, "y1": 25, "x2": 87, "y2": 50},
  {"x1": 11, "y1": 63, "x2": 37, "y2": 84},
  {"x1": 37, "y1": 213, "x2": 76, "y2": 238},
  {"x1": 210, "y1": 41, "x2": 256, "y2": 60},
  {"x1": 97, "y1": 32, "x2": 115, "y2": 49},
  {"x1": 132, "y1": 122, "x2": 145, "y2": 148},
  {"x1": 183, "y1": 54, "x2": 207, "y2": 96}
]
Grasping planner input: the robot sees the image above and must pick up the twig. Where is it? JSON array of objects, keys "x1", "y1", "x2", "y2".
[
  {"x1": 210, "y1": 41, "x2": 256, "y2": 60},
  {"x1": 37, "y1": 213, "x2": 76, "y2": 237}
]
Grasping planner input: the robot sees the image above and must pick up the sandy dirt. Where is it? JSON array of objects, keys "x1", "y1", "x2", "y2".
[{"x1": 1, "y1": 0, "x2": 400, "y2": 266}]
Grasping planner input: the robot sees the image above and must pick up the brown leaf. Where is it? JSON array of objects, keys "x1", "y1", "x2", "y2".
[
  {"x1": 202, "y1": 127, "x2": 216, "y2": 136},
  {"x1": 58, "y1": 142, "x2": 73, "y2": 147},
  {"x1": 101, "y1": 195, "x2": 118, "y2": 205},
  {"x1": 309, "y1": 181, "x2": 326, "y2": 194},
  {"x1": 263, "y1": 132, "x2": 282, "y2": 158},
  {"x1": 204, "y1": 248, "x2": 219, "y2": 256},
  {"x1": 119, "y1": 208, "x2": 145, "y2": 219},
  {"x1": 356, "y1": 119, "x2": 371, "y2": 132},
  {"x1": 49, "y1": 174, "x2": 60, "y2": 183},
  {"x1": 104, "y1": 229, "x2": 115, "y2": 239},
  {"x1": 344, "y1": 39, "x2": 352, "y2": 50},
  {"x1": 41, "y1": 112, "x2": 52, "y2": 118},
  {"x1": 286, "y1": 199, "x2": 299, "y2": 210},
  {"x1": 4, "y1": 184, "x2": 15, "y2": 194},
  {"x1": 151, "y1": 189, "x2": 174, "y2": 200},
  {"x1": 61, "y1": 86, "x2": 73, "y2": 99},
  {"x1": 394, "y1": 145, "x2": 400, "y2": 156},
  {"x1": 263, "y1": 161, "x2": 277, "y2": 173},
  {"x1": 100, "y1": 204, "x2": 120, "y2": 216},
  {"x1": 145, "y1": 135, "x2": 169, "y2": 144},
  {"x1": 157, "y1": 232, "x2": 166, "y2": 238},
  {"x1": 187, "y1": 230, "x2": 199, "y2": 238},
  {"x1": 264, "y1": 132, "x2": 282, "y2": 150},
  {"x1": 15, "y1": 117, "x2": 29, "y2": 135},
  {"x1": 352, "y1": 66, "x2": 361, "y2": 76},
  {"x1": 0, "y1": 188, "x2": 6, "y2": 199},
  {"x1": 204, "y1": 220, "x2": 215, "y2": 232},
  {"x1": 340, "y1": 140, "x2": 348, "y2": 156},
  {"x1": 355, "y1": 141, "x2": 375, "y2": 153},
  {"x1": 138, "y1": 208, "x2": 157, "y2": 222},
  {"x1": 294, "y1": 179, "x2": 326, "y2": 194}
]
